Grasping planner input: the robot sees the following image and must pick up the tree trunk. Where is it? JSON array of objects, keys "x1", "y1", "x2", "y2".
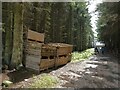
[
  {"x1": 11, "y1": 3, "x2": 23, "y2": 69},
  {"x1": 3, "y1": 3, "x2": 13, "y2": 67}
]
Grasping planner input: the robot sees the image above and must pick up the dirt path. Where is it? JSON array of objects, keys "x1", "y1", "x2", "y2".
[
  {"x1": 1, "y1": 53, "x2": 120, "y2": 88},
  {"x1": 50, "y1": 54, "x2": 120, "y2": 88}
]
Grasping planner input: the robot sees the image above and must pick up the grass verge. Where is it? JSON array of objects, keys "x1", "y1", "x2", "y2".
[
  {"x1": 71, "y1": 48, "x2": 94, "y2": 62},
  {"x1": 30, "y1": 73, "x2": 58, "y2": 88}
]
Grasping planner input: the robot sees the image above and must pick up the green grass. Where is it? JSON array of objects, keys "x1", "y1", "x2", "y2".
[
  {"x1": 71, "y1": 48, "x2": 94, "y2": 62},
  {"x1": 30, "y1": 73, "x2": 59, "y2": 88}
]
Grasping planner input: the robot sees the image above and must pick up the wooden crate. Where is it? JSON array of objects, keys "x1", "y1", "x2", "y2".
[
  {"x1": 23, "y1": 30, "x2": 45, "y2": 71},
  {"x1": 40, "y1": 43, "x2": 73, "y2": 69},
  {"x1": 25, "y1": 41, "x2": 43, "y2": 71}
]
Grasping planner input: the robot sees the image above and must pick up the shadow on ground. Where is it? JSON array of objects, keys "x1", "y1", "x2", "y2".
[
  {"x1": 2, "y1": 64, "x2": 66, "y2": 84},
  {"x1": 6, "y1": 67, "x2": 39, "y2": 83}
]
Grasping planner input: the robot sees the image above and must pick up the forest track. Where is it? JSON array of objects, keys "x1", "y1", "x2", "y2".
[
  {"x1": 1, "y1": 53, "x2": 120, "y2": 88},
  {"x1": 50, "y1": 54, "x2": 120, "y2": 88}
]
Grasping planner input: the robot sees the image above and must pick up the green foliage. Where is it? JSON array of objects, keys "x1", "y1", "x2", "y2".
[
  {"x1": 71, "y1": 48, "x2": 94, "y2": 62},
  {"x1": 2, "y1": 80, "x2": 13, "y2": 87},
  {"x1": 2, "y1": 2, "x2": 94, "y2": 68},
  {"x1": 30, "y1": 74, "x2": 58, "y2": 88},
  {"x1": 97, "y1": 2, "x2": 120, "y2": 54},
  {"x1": 23, "y1": 2, "x2": 93, "y2": 50}
]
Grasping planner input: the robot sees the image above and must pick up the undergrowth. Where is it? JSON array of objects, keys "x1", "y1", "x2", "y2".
[
  {"x1": 71, "y1": 48, "x2": 94, "y2": 62},
  {"x1": 30, "y1": 73, "x2": 58, "y2": 88}
]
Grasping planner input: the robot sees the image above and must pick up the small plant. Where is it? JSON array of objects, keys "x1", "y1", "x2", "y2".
[
  {"x1": 71, "y1": 48, "x2": 94, "y2": 62},
  {"x1": 2, "y1": 80, "x2": 13, "y2": 87},
  {"x1": 30, "y1": 74, "x2": 58, "y2": 88}
]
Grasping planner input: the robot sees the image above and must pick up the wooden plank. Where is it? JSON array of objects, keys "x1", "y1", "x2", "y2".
[
  {"x1": 26, "y1": 41, "x2": 43, "y2": 49},
  {"x1": 26, "y1": 49, "x2": 41, "y2": 56},
  {"x1": 28, "y1": 30, "x2": 44, "y2": 42},
  {"x1": 47, "y1": 43, "x2": 73, "y2": 48},
  {"x1": 26, "y1": 55, "x2": 41, "y2": 63},
  {"x1": 41, "y1": 53, "x2": 55, "y2": 57}
]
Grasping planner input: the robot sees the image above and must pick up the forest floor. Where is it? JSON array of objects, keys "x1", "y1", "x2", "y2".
[{"x1": 0, "y1": 53, "x2": 120, "y2": 89}]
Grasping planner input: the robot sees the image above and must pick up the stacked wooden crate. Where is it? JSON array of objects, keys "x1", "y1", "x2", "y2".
[
  {"x1": 48, "y1": 43, "x2": 73, "y2": 67},
  {"x1": 40, "y1": 43, "x2": 73, "y2": 70},
  {"x1": 25, "y1": 30, "x2": 44, "y2": 71},
  {"x1": 40, "y1": 45, "x2": 56, "y2": 71},
  {"x1": 24, "y1": 30, "x2": 73, "y2": 71}
]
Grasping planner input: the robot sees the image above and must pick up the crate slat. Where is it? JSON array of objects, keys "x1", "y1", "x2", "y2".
[
  {"x1": 28, "y1": 30, "x2": 44, "y2": 42},
  {"x1": 26, "y1": 55, "x2": 40, "y2": 62},
  {"x1": 26, "y1": 41, "x2": 43, "y2": 49},
  {"x1": 26, "y1": 49, "x2": 41, "y2": 56}
]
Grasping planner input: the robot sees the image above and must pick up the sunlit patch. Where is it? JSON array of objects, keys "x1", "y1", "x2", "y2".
[
  {"x1": 85, "y1": 71, "x2": 93, "y2": 74},
  {"x1": 85, "y1": 64, "x2": 98, "y2": 69},
  {"x1": 86, "y1": 61, "x2": 99, "y2": 63},
  {"x1": 86, "y1": 60, "x2": 108, "y2": 65},
  {"x1": 91, "y1": 76, "x2": 103, "y2": 80},
  {"x1": 102, "y1": 61, "x2": 108, "y2": 64}
]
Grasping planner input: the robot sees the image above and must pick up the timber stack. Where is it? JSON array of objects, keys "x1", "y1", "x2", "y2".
[{"x1": 24, "y1": 30, "x2": 73, "y2": 71}]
